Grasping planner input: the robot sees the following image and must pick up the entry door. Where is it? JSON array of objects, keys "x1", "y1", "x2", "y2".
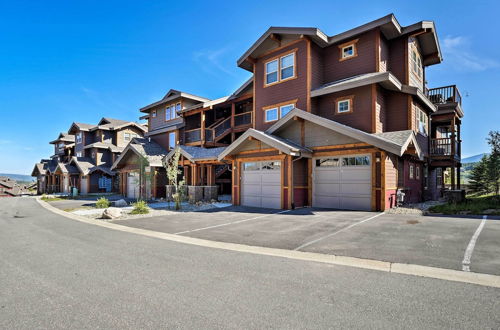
[
  {"x1": 241, "y1": 161, "x2": 281, "y2": 209},
  {"x1": 127, "y1": 172, "x2": 139, "y2": 199},
  {"x1": 313, "y1": 155, "x2": 371, "y2": 211}
]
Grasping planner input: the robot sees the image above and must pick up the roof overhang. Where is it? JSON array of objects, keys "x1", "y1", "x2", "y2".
[
  {"x1": 403, "y1": 21, "x2": 442, "y2": 65},
  {"x1": 140, "y1": 90, "x2": 211, "y2": 113},
  {"x1": 218, "y1": 128, "x2": 312, "y2": 160}
]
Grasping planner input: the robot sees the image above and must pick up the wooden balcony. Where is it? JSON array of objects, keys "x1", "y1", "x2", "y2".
[
  {"x1": 184, "y1": 128, "x2": 202, "y2": 143},
  {"x1": 430, "y1": 138, "x2": 460, "y2": 161},
  {"x1": 426, "y1": 85, "x2": 462, "y2": 106}
]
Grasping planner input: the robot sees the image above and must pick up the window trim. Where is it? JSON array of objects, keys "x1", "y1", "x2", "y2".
[
  {"x1": 416, "y1": 107, "x2": 428, "y2": 136},
  {"x1": 152, "y1": 110, "x2": 157, "y2": 118},
  {"x1": 263, "y1": 49, "x2": 297, "y2": 87},
  {"x1": 416, "y1": 165, "x2": 420, "y2": 180},
  {"x1": 264, "y1": 107, "x2": 279, "y2": 123},
  {"x1": 262, "y1": 99, "x2": 298, "y2": 123},
  {"x1": 409, "y1": 164, "x2": 414, "y2": 179},
  {"x1": 165, "y1": 102, "x2": 181, "y2": 122},
  {"x1": 338, "y1": 39, "x2": 359, "y2": 62},
  {"x1": 410, "y1": 44, "x2": 423, "y2": 81},
  {"x1": 335, "y1": 96, "x2": 354, "y2": 114}
]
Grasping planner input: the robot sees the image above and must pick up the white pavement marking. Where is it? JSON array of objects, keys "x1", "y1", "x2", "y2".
[
  {"x1": 462, "y1": 215, "x2": 488, "y2": 272},
  {"x1": 294, "y1": 212, "x2": 385, "y2": 251},
  {"x1": 174, "y1": 210, "x2": 291, "y2": 235},
  {"x1": 36, "y1": 198, "x2": 500, "y2": 288}
]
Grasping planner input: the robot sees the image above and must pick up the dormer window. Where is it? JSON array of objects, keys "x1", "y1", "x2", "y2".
[
  {"x1": 76, "y1": 133, "x2": 82, "y2": 144},
  {"x1": 338, "y1": 39, "x2": 359, "y2": 61},
  {"x1": 124, "y1": 133, "x2": 130, "y2": 141},
  {"x1": 264, "y1": 50, "x2": 296, "y2": 86},
  {"x1": 152, "y1": 110, "x2": 157, "y2": 118}
]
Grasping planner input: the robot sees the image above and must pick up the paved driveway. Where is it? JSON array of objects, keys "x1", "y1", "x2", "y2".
[{"x1": 114, "y1": 206, "x2": 500, "y2": 276}]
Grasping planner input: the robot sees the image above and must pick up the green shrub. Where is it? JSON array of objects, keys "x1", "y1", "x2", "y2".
[
  {"x1": 95, "y1": 197, "x2": 111, "y2": 209},
  {"x1": 130, "y1": 200, "x2": 149, "y2": 214},
  {"x1": 41, "y1": 195, "x2": 64, "y2": 202},
  {"x1": 428, "y1": 195, "x2": 500, "y2": 215}
]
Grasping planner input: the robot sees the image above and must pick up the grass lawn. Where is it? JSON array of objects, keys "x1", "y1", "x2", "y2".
[
  {"x1": 41, "y1": 196, "x2": 66, "y2": 202},
  {"x1": 428, "y1": 194, "x2": 500, "y2": 215}
]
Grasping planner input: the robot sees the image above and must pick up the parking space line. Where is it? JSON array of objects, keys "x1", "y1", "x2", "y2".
[
  {"x1": 294, "y1": 212, "x2": 385, "y2": 251},
  {"x1": 462, "y1": 215, "x2": 487, "y2": 272},
  {"x1": 174, "y1": 210, "x2": 291, "y2": 235}
]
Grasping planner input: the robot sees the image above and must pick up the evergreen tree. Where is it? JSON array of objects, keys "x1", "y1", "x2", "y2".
[
  {"x1": 469, "y1": 155, "x2": 489, "y2": 194},
  {"x1": 486, "y1": 131, "x2": 500, "y2": 195}
]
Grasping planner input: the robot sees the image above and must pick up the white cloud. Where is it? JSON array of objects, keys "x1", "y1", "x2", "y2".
[
  {"x1": 192, "y1": 47, "x2": 236, "y2": 77},
  {"x1": 442, "y1": 36, "x2": 499, "y2": 72}
]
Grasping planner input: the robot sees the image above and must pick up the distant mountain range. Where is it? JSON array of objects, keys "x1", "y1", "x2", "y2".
[
  {"x1": 0, "y1": 173, "x2": 35, "y2": 183},
  {"x1": 462, "y1": 153, "x2": 489, "y2": 164}
]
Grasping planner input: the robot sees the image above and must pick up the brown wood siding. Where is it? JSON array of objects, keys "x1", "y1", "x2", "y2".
[
  {"x1": 310, "y1": 42, "x2": 323, "y2": 90},
  {"x1": 151, "y1": 132, "x2": 169, "y2": 151},
  {"x1": 315, "y1": 85, "x2": 373, "y2": 133},
  {"x1": 379, "y1": 34, "x2": 389, "y2": 72},
  {"x1": 385, "y1": 92, "x2": 409, "y2": 132},
  {"x1": 385, "y1": 153, "x2": 397, "y2": 189},
  {"x1": 322, "y1": 30, "x2": 377, "y2": 83},
  {"x1": 388, "y1": 37, "x2": 407, "y2": 84},
  {"x1": 375, "y1": 86, "x2": 386, "y2": 133},
  {"x1": 254, "y1": 39, "x2": 308, "y2": 131}
]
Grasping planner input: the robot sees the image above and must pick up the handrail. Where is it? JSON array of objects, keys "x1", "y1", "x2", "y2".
[
  {"x1": 426, "y1": 85, "x2": 462, "y2": 105},
  {"x1": 207, "y1": 117, "x2": 226, "y2": 129},
  {"x1": 213, "y1": 117, "x2": 232, "y2": 137}
]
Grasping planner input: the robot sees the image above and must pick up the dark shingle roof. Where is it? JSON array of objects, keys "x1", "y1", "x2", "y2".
[{"x1": 373, "y1": 130, "x2": 414, "y2": 147}]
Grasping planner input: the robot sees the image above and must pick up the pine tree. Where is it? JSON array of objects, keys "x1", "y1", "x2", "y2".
[
  {"x1": 486, "y1": 131, "x2": 500, "y2": 195},
  {"x1": 469, "y1": 155, "x2": 489, "y2": 194}
]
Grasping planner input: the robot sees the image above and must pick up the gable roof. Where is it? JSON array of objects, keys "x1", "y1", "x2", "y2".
[
  {"x1": 91, "y1": 118, "x2": 147, "y2": 132},
  {"x1": 218, "y1": 128, "x2": 312, "y2": 160},
  {"x1": 31, "y1": 163, "x2": 47, "y2": 176},
  {"x1": 70, "y1": 157, "x2": 114, "y2": 176},
  {"x1": 84, "y1": 142, "x2": 125, "y2": 153},
  {"x1": 166, "y1": 145, "x2": 228, "y2": 163},
  {"x1": 111, "y1": 138, "x2": 168, "y2": 169},
  {"x1": 49, "y1": 133, "x2": 75, "y2": 144},
  {"x1": 55, "y1": 163, "x2": 80, "y2": 174},
  {"x1": 140, "y1": 89, "x2": 211, "y2": 113},
  {"x1": 266, "y1": 108, "x2": 423, "y2": 159},
  {"x1": 238, "y1": 14, "x2": 442, "y2": 71},
  {"x1": 68, "y1": 122, "x2": 94, "y2": 133}
]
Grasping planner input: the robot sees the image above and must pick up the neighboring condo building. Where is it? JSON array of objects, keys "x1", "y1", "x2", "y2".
[{"x1": 32, "y1": 118, "x2": 146, "y2": 195}]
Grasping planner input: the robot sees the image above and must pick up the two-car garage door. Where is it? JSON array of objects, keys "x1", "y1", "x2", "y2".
[
  {"x1": 313, "y1": 154, "x2": 372, "y2": 211},
  {"x1": 241, "y1": 161, "x2": 281, "y2": 209}
]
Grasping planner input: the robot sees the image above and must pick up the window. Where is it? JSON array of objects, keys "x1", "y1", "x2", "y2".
[
  {"x1": 409, "y1": 164, "x2": 414, "y2": 179},
  {"x1": 152, "y1": 110, "x2": 157, "y2": 118},
  {"x1": 436, "y1": 168, "x2": 443, "y2": 188},
  {"x1": 265, "y1": 107, "x2": 278, "y2": 122},
  {"x1": 342, "y1": 156, "x2": 370, "y2": 166},
  {"x1": 265, "y1": 59, "x2": 278, "y2": 85},
  {"x1": 92, "y1": 151, "x2": 96, "y2": 159},
  {"x1": 338, "y1": 39, "x2": 358, "y2": 61},
  {"x1": 261, "y1": 161, "x2": 281, "y2": 170},
  {"x1": 76, "y1": 152, "x2": 82, "y2": 157},
  {"x1": 416, "y1": 166, "x2": 420, "y2": 179},
  {"x1": 243, "y1": 162, "x2": 260, "y2": 171},
  {"x1": 76, "y1": 133, "x2": 82, "y2": 143},
  {"x1": 176, "y1": 102, "x2": 181, "y2": 112},
  {"x1": 124, "y1": 133, "x2": 131, "y2": 141},
  {"x1": 316, "y1": 158, "x2": 340, "y2": 167},
  {"x1": 264, "y1": 51, "x2": 295, "y2": 86},
  {"x1": 280, "y1": 53, "x2": 294, "y2": 80},
  {"x1": 336, "y1": 97, "x2": 353, "y2": 114},
  {"x1": 417, "y1": 109, "x2": 428, "y2": 135},
  {"x1": 411, "y1": 49, "x2": 423, "y2": 79},
  {"x1": 280, "y1": 104, "x2": 294, "y2": 118},
  {"x1": 165, "y1": 103, "x2": 179, "y2": 121},
  {"x1": 168, "y1": 132, "x2": 176, "y2": 150}
]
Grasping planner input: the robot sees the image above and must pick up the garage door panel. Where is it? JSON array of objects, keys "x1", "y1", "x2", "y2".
[
  {"x1": 241, "y1": 161, "x2": 281, "y2": 209},
  {"x1": 313, "y1": 155, "x2": 372, "y2": 211}
]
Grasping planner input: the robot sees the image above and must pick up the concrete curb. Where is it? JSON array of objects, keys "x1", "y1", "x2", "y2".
[{"x1": 36, "y1": 197, "x2": 500, "y2": 289}]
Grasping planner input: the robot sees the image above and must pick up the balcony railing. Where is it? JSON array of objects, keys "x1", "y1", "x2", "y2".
[
  {"x1": 234, "y1": 111, "x2": 252, "y2": 127},
  {"x1": 184, "y1": 128, "x2": 201, "y2": 143},
  {"x1": 426, "y1": 85, "x2": 462, "y2": 106},
  {"x1": 430, "y1": 138, "x2": 460, "y2": 159}
]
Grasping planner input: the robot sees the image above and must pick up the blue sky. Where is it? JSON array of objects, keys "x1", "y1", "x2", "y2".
[{"x1": 1, "y1": 0, "x2": 499, "y2": 174}]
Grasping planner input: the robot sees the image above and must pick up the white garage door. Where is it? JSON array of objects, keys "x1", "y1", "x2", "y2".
[
  {"x1": 127, "y1": 172, "x2": 139, "y2": 199},
  {"x1": 313, "y1": 155, "x2": 372, "y2": 211},
  {"x1": 241, "y1": 161, "x2": 281, "y2": 209}
]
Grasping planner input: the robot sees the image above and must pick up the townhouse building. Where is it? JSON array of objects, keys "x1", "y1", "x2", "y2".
[
  {"x1": 32, "y1": 118, "x2": 146, "y2": 195},
  {"x1": 115, "y1": 13, "x2": 463, "y2": 211}
]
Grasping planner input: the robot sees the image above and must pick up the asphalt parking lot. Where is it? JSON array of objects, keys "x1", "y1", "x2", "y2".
[{"x1": 112, "y1": 206, "x2": 500, "y2": 276}]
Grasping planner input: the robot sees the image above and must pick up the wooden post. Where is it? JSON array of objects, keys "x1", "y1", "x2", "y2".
[
  {"x1": 231, "y1": 103, "x2": 236, "y2": 142},
  {"x1": 457, "y1": 164, "x2": 461, "y2": 189},
  {"x1": 207, "y1": 165, "x2": 214, "y2": 186},
  {"x1": 201, "y1": 110, "x2": 206, "y2": 145},
  {"x1": 451, "y1": 166, "x2": 456, "y2": 190},
  {"x1": 451, "y1": 116, "x2": 456, "y2": 158}
]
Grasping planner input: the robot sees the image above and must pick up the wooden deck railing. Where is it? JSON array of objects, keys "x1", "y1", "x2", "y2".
[
  {"x1": 430, "y1": 138, "x2": 460, "y2": 159},
  {"x1": 234, "y1": 111, "x2": 252, "y2": 127},
  {"x1": 426, "y1": 85, "x2": 462, "y2": 105},
  {"x1": 184, "y1": 128, "x2": 201, "y2": 143}
]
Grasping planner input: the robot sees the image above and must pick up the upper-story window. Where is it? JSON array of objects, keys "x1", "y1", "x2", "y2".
[
  {"x1": 168, "y1": 131, "x2": 176, "y2": 150},
  {"x1": 152, "y1": 110, "x2": 157, "y2": 118},
  {"x1": 76, "y1": 132, "x2": 82, "y2": 144},
  {"x1": 338, "y1": 39, "x2": 359, "y2": 61},
  {"x1": 165, "y1": 103, "x2": 180, "y2": 121},
  {"x1": 417, "y1": 108, "x2": 428, "y2": 135},
  {"x1": 264, "y1": 51, "x2": 296, "y2": 86},
  {"x1": 411, "y1": 49, "x2": 423, "y2": 79},
  {"x1": 336, "y1": 96, "x2": 353, "y2": 114},
  {"x1": 409, "y1": 164, "x2": 414, "y2": 179},
  {"x1": 124, "y1": 133, "x2": 131, "y2": 141},
  {"x1": 263, "y1": 100, "x2": 297, "y2": 123},
  {"x1": 76, "y1": 151, "x2": 82, "y2": 157}
]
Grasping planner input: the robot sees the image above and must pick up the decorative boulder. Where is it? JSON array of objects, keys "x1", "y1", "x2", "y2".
[
  {"x1": 102, "y1": 207, "x2": 122, "y2": 219},
  {"x1": 113, "y1": 199, "x2": 128, "y2": 207}
]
